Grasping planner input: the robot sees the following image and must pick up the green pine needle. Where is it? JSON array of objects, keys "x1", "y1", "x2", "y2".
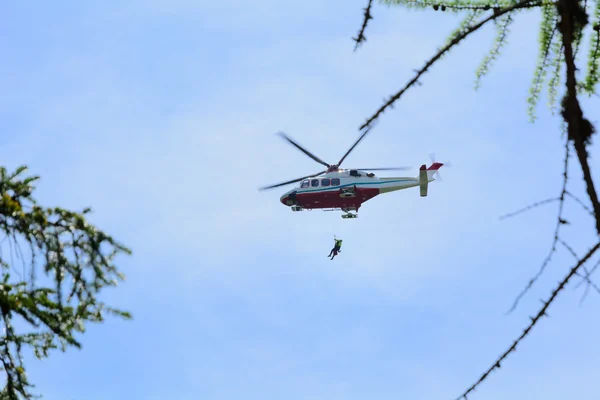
[
  {"x1": 582, "y1": 0, "x2": 600, "y2": 94},
  {"x1": 527, "y1": 5, "x2": 558, "y2": 121},
  {"x1": 475, "y1": 13, "x2": 515, "y2": 89}
]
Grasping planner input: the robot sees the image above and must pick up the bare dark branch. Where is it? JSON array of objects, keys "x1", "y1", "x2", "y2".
[
  {"x1": 575, "y1": 256, "x2": 600, "y2": 301},
  {"x1": 559, "y1": 239, "x2": 600, "y2": 297},
  {"x1": 565, "y1": 190, "x2": 595, "y2": 216},
  {"x1": 359, "y1": 0, "x2": 547, "y2": 131},
  {"x1": 499, "y1": 197, "x2": 559, "y2": 220},
  {"x1": 456, "y1": 241, "x2": 600, "y2": 400},
  {"x1": 560, "y1": 238, "x2": 579, "y2": 258},
  {"x1": 558, "y1": 0, "x2": 600, "y2": 234},
  {"x1": 507, "y1": 140, "x2": 570, "y2": 314},
  {"x1": 353, "y1": 0, "x2": 374, "y2": 51}
]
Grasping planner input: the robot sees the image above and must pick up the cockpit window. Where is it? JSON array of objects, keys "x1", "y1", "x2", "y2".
[
  {"x1": 311, "y1": 179, "x2": 319, "y2": 187},
  {"x1": 300, "y1": 180, "x2": 309, "y2": 188},
  {"x1": 331, "y1": 178, "x2": 340, "y2": 186},
  {"x1": 321, "y1": 178, "x2": 330, "y2": 186}
]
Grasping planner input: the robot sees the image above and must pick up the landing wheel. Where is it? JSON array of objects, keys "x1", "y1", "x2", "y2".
[{"x1": 342, "y1": 213, "x2": 358, "y2": 219}]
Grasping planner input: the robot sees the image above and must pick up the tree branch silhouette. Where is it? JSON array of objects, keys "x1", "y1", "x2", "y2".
[
  {"x1": 558, "y1": 238, "x2": 600, "y2": 297},
  {"x1": 505, "y1": 140, "x2": 570, "y2": 314},
  {"x1": 350, "y1": 0, "x2": 600, "y2": 397},
  {"x1": 498, "y1": 197, "x2": 560, "y2": 220},
  {"x1": 455, "y1": 241, "x2": 600, "y2": 400},
  {"x1": 565, "y1": 190, "x2": 595, "y2": 216},
  {"x1": 558, "y1": 0, "x2": 600, "y2": 235},
  {"x1": 575, "y1": 256, "x2": 600, "y2": 303},
  {"x1": 353, "y1": 0, "x2": 374, "y2": 51},
  {"x1": 528, "y1": 7, "x2": 559, "y2": 119},
  {"x1": 358, "y1": 0, "x2": 549, "y2": 131},
  {"x1": 0, "y1": 166, "x2": 131, "y2": 398}
]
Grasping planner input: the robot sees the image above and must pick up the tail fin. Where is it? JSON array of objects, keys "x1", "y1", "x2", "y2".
[
  {"x1": 426, "y1": 162, "x2": 443, "y2": 180},
  {"x1": 419, "y1": 165, "x2": 428, "y2": 196},
  {"x1": 419, "y1": 162, "x2": 444, "y2": 197}
]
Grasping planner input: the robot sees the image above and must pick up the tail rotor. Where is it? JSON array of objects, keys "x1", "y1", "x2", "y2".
[{"x1": 428, "y1": 153, "x2": 452, "y2": 181}]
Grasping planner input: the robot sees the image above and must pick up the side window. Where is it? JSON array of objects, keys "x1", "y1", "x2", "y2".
[
  {"x1": 321, "y1": 178, "x2": 330, "y2": 187},
  {"x1": 331, "y1": 178, "x2": 340, "y2": 186},
  {"x1": 300, "y1": 180, "x2": 309, "y2": 188},
  {"x1": 311, "y1": 179, "x2": 319, "y2": 187}
]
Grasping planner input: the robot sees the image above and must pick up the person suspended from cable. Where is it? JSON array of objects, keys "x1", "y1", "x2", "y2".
[{"x1": 328, "y1": 236, "x2": 343, "y2": 260}]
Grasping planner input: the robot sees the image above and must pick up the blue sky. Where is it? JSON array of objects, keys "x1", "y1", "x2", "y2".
[{"x1": 2, "y1": 1, "x2": 600, "y2": 399}]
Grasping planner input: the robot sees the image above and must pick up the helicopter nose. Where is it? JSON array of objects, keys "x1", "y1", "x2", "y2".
[{"x1": 280, "y1": 191, "x2": 295, "y2": 206}]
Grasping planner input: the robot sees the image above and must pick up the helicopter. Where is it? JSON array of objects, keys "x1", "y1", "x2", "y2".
[{"x1": 259, "y1": 127, "x2": 447, "y2": 219}]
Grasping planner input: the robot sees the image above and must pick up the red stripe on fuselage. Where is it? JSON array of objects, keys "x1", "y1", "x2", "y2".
[{"x1": 280, "y1": 188, "x2": 380, "y2": 209}]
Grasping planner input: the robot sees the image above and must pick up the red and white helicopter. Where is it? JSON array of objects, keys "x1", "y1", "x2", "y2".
[{"x1": 259, "y1": 128, "x2": 447, "y2": 219}]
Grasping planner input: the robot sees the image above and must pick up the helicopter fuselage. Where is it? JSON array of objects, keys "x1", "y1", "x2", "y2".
[{"x1": 279, "y1": 166, "x2": 440, "y2": 213}]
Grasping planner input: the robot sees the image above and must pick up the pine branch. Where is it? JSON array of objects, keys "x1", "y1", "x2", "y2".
[
  {"x1": 528, "y1": 6, "x2": 559, "y2": 120},
  {"x1": 445, "y1": 9, "x2": 485, "y2": 47},
  {"x1": 359, "y1": 0, "x2": 546, "y2": 131},
  {"x1": 455, "y1": 241, "x2": 600, "y2": 400},
  {"x1": 582, "y1": 0, "x2": 600, "y2": 93},
  {"x1": 475, "y1": 13, "x2": 514, "y2": 88},
  {"x1": 382, "y1": 0, "x2": 527, "y2": 12},
  {"x1": 547, "y1": 41, "x2": 564, "y2": 113}
]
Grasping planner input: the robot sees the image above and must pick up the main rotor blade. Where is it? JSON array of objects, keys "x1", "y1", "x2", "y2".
[
  {"x1": 258, "y1": 170, "x2": 327, "y2": 191},
  {"x1": 336, "y1": 126, "x2": 373, "y2": 167},
  {"x1": 276, "y1": 131, "x2": 330, "y2": 168},
  {"x1": 355, "y1": 167, "x2": 412, "y2": 171}
]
